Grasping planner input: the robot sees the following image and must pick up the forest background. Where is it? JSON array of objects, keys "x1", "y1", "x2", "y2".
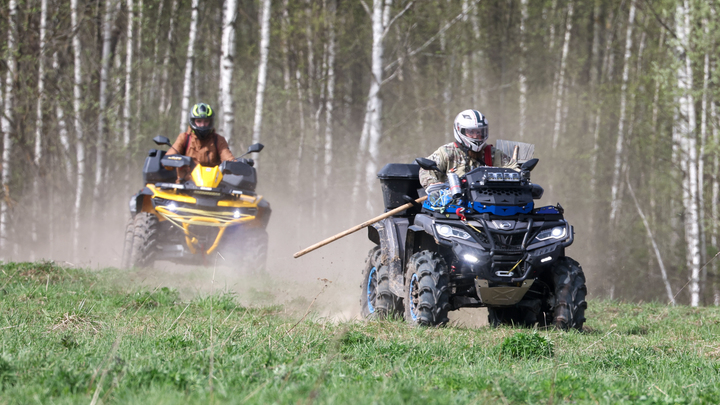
[{"x1": 0, "y1": 0, "x2": 717, "y2": 307}]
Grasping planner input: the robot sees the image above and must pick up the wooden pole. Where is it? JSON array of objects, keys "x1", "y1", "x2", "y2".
[{"x1": 293, "y1": 195, "x2": 428, "y2": 258}]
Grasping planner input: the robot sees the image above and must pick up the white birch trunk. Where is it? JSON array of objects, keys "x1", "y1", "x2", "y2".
[
  {"x1": 135, "y1": 0, "x2": 143, "y2": 118},
  {"x1": 676, "y1": 0, "x2": 701, "y2": 306},
  {"x1": 220, "y1": 0, "x2": 237, "y2": 140},
  {"x1": 124, "y1": 0, "x2": 134, "y2": 147},
  {"x1": 361, "y1": 0, "x2": 389, "y2": 208},
  {"x1": 626, "y1": 175, "x2": 676, "y2": 305},
  {"x1": 71, "y1": 0, "x2": 85, "y2": 259},
  {"x1": 1, "y1": 0, "x2": 17, "y2": 254},
  {"x1": 148, "y1": 0, "x2": 164, "y2": 102},
  {"x1": 32, "y1": 0, "x2": 48, "y2": 252},
  {"x1": 698, "y1": 17, "x2": 709, "y2": 273},
  {"x1": 609, "y1": 0, "x2": 636, "y2": 222},
  {"x1": 551, "y1": 1, "x2": 573, "y2": 150},
  {"x1": 281, "y1": 0, "x2": 291, "y2": 110},
  {"x1": 518, "y1": 0, "x2": 528, "y2": 140},
  {"x1": 93, "y1": 0, "x2": 117, "y2": 217},
  {"x1": 179, "y1": 0, "x2": 200, "y2": 132},
  {"x1": 293, "y1": 66, "x2": 306, "y2": 188},
  {"x1": 251, "y1": 0, "x2": 272, "y2": 149},
  {"x1": 159, "y1": 0, "x2": 178, "y2": 114},
  {"x1": 324, "y1": 0, "x2": 337, "y2": 186},
  {"x1": 54, "y1": 52, "x2": 73, "y2": 184}
]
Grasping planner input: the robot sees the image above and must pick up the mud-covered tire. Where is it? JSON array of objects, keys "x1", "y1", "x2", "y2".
[
  {"x1": 128, "y1": 212, "x2": 160, "y2": 268},
  {"x1": 120, "y1": 217, "x2": 135, "y2": 268},
  {"x1": 244, "y1": 228, "x2": 268, "y2": 273},
  {"x1": 551, "y1": 257, "x2": 587, "y2": 330},
  {"x1": 360, "y1": 247, "x2": 402, "y2": 319},
  {"x1": 404, "y1": 250, "x2": 450, "y2": 326}
]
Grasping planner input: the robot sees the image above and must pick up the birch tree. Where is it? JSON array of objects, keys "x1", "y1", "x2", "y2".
[
  {"x1": 518, "y1": 0, "x2": 529, "y2": 140},
  {"x1": 124, "y1": 0, "x2": 134, "y2": 147},
  {"x1": 159, "y1": 0, "x2": 178, "y2": 114},
  {"x1": 32, "y1": 0, "x2": 48, "y2": 252},
  {"x1": 219, "y1": 0, "x2": 237, "y2": 139},
  {"x1": 71, "y1": 0, "x2": 85, "y2": 258},
  {"x1": 323, "y1": 0, "x2": 337, "y2": 186},
  {"x1": 609, "y1": 0, "x2": 636, "y2": 223},
  {"x1": 551, "y1": 0, "x2": 574, "y2": 150},
  {"x1": 179, "y1": 0, "x2": 200, "y2": 131},
  {"x1": 54, "y1": 52, "x2": 73, "y2": 184},
  {"x1": 93, "y1": 0, "x2": 117, "y2": 218},
  {"x1": 675, "y1": 0, "x2": 701, "y2": 306},
  {"x1": 251, "y1": 0, "x2": 272, "y2": 150},
  {"x1": 0, "y1": 0, "x2": 17, "y2": 253}
]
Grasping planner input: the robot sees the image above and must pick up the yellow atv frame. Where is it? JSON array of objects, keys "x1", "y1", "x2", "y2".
[{"x1": 122, "y1": 138, "x2": 269, "y2": 268}]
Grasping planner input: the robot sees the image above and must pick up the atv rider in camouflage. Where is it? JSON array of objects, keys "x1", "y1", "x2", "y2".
[
  {"x1": 168, "y1": 102, "x2": 235, "y2": 181},
  {"x1": 419, "y1": 109, "x2": 514, "y2": 193}
]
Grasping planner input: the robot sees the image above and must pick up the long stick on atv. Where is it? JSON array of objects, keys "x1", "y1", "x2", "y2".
[{"x1": 293, "y1": 196, "x2": 428, "y2": 258}]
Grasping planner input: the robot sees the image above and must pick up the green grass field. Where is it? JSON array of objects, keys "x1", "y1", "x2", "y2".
[{"x1": 1, "y1": 261, "x2": 719, "y2": 404}]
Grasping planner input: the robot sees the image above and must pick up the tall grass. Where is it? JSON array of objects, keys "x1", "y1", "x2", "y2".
[{"x1": 1, "y1": 261, "x2": 719, "y2": 404}]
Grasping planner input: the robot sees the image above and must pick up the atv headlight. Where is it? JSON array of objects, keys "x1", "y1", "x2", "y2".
[
  {"x1": 233, "y1": 210, "x2": 241, "y2": 219},
  {"x1": 167, "y1": 202, "x2": 178, "y2": 211},
  {"x1": 435, "y1": 224, "x2": 471, "y2": 240},
  {"x1": 535, "y1": 226, "x2": 566, "y2": 241}
]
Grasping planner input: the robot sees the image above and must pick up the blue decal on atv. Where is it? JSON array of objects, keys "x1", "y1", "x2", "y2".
[
  {"x1": 534, "y1": 205, "x2": 559, "y2": 214},
  {"x1": 409, "y1": 273, "x2": 419, "y2": 321},
  {"x1": 422, "y1": 200, "x2": 464, "y2": 213},
  {"x1": 470, "y1": 202, "x2": 534, "y2": 216},
  {"x1": 366, "y1": 267, "x2": 377, "y2": 314}
]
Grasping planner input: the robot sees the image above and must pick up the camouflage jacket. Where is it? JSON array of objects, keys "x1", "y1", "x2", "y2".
[{"x1": 419, "y1": 142, "x2": 511, "y2": 188}]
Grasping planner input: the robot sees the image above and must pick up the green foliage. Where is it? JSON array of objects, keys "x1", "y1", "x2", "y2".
[
  {"x1": 499, "y1": 331, "x2": 554, "y2": 359},
  {"x1": 3, "y1": 266, "x2": 720, "y2": 404},
  {"x1": 128, "y1": 287, "x2": 179, "y2": 309}
]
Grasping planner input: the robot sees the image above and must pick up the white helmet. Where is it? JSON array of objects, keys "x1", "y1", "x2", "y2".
[{"x1": 453, "y1": 109, "x2": 489, "y2": 153}]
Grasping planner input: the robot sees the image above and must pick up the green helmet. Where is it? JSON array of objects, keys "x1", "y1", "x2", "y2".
[{"x1": 188, "y1": 103, "x2": 215, "y2": 139}]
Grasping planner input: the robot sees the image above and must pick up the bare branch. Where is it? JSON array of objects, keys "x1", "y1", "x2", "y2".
[
  {"x1": 385, "y1": 0, "x2": 482, "y2": 72},
  {"x1": 381, "y1": 1, "x2": 414, "y2": 40},
  {"x1": 360, "y1": 0, "x2": 371, "y2": 17}
]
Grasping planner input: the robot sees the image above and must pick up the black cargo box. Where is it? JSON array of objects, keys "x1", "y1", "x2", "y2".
[{"x1": 377, "y1": 163, "x2": 421, "y2": 213}]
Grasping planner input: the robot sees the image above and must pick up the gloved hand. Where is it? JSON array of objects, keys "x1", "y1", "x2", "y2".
[{"x1": 425, "y1": 182, "x2": 448, "y2": 194}]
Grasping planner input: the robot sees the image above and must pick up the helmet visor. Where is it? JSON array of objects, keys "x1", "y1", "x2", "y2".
[{"x1": 462, "y1": 127, "x2": 488, "y2": 140}]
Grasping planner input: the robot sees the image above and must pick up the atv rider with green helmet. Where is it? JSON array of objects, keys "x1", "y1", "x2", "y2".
[
  {"x1": 419, "y1": 109, "x2": 515, "y2": 194},
  {"x1": 167, "y1": 102, "x2": 235, "y2": 181}
]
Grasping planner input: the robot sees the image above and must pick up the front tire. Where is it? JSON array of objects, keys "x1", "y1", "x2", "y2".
[
  {"x1": 404, "y1": 250, "x2": 450, "y2": 326},
  {"x1": 360, "y1": 247, "x2": 402, "y2": 319},
  {"x1": 120, "y1": 217, "x2": 135, "y2": 268},
  {"x1": 128, "y1": 212, "x2": 160, "y2": 268},
  {"x1": 551, "y1": 257, "x2": 587, "y2": 330}
]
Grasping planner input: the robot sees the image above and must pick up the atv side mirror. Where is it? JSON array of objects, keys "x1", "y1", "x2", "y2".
[
  {"x1": 239, "y1": 143, "x2": 264, "y2": 158},
  {"x1": 415, "y1": 157, "x2": 440, "y2": 171},
  {"x1": 247, "y1": 143, "x2": 264, "y2": 154},
  {"x1": 153, "y1": 135, "x2": 172, "y2": 146},
  {"x1": 521, "y1": 158, "x2": 539, "y2": 172}
]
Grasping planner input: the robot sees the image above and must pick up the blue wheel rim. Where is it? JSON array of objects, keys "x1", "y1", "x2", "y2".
[
  {"x1": 409, "y1": 273, "x2": 419, "y2": 321},
  {"x1": 366, "y1": 266, "x2": 377, "y2": 314}
]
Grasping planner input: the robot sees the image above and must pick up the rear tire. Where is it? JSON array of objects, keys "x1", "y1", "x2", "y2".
[
  {"x1": 404, "y1": 250, "x2": 450, "y2": 326},
  {"x1": 120, "y1": 217, "x2": 135, "y2": 268},
  {"x1": 360, "y1": 247, "x2": 402, "y2": 319},
  {"x1": 129, "y1": 212, "x2": 160, "y2": 268},
  {"x1": 551, "y1": 257, "x2": 587, "y2": 330}
]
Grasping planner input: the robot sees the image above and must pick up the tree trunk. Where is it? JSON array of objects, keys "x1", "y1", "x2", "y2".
[
  {"x1": 220, "y1": 0, "x2": 237, "y2": 140},
  {"x1": 135, "y1": 0, "x2": 143, "y2": 119},
  {"x1": 53, "y1": 52, "x2": 73, "y2": 184},
  {"x1": 92, "y1": 0, "x2": 117, "y2": 220},
  {"x1": 1, "y1": 0, "x2": 17, "y2": 254},
  {"x1": 32, "y1": 0, "x2": 48, "y2": 255},
  {"x1": 124, "y1": 0, "x2": 134, "y2": 147},
  {"x1": 676, "y1": 0, "x2": 701, "y2": 306},
  {"x1": 251, "y1": 0, "x2": 272, "y2": 152},
  {"x1": 324, "y1": 0, "x2": 336, "y2": 188},
  {"x1": 609, "y1": 0, "x2": 636, "y2": 223},
  {"x1": 148, "y1": 0, "x2": 165, "y2": 103},
  {"x1": 71, "y1": 0, "x2": 85, "y2": 259},
  {"x1": 159, "y1": 0, "x2": 178, "y2": 114},
  {"x1": 698, "y1": 16, "x2": 709, "y2": 287},
  {"x1": 179, "y1": 0, "x2": 200, "y2": 132},
  {"x1": 518, "y1": 0, "x2": 528, "y2": 140},
  {"x1": 551, "y1": 0, "x2": 573, "y2": 150}
]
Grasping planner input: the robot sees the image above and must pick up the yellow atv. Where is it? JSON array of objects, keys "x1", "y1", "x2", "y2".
[{"x1": 121, "y1": 136, "x2": 271, "y2": 269}]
